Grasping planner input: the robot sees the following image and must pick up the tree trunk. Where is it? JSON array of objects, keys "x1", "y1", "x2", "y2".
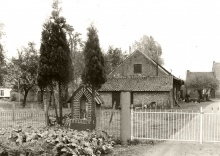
[
  {"x1": 91, "y1": 86, "x2": 96, "y2": 130},
  {"x1": 197, "y1": 90, "x2": 203, "y2": 103},
  {"x1": 51, "y1": 84, "x2": 59, "y2": 123},
  {"x1": 40, "y1": 88, "x2": 44, "y2": 104},
  {"x1": 58, "y1": 82, "x2": 63, "y2": 125},
  {"x1": 39, "y1": 88, "x2": 44, "y2": 109},
  {"x1": 52, "y1": 91, "x2": 59, "y2": 123},
  {"x1": 22, "y1": 89, "x2": 29, "y2": 108}
]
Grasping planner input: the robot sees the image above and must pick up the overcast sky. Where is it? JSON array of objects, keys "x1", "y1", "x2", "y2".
[{"x1": 0, "y1": 0, "x2": 220, "y2": 80}]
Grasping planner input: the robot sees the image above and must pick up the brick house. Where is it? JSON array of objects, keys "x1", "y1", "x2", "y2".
[
  {"x1": 99, "y1": 50, "x2": 183, "y2": 108},
  {"x1": 212, "y1": 61, "x2": 220, "y2": 98}
]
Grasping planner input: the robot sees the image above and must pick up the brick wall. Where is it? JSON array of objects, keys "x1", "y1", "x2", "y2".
[
  {"x1": 133, "y1": 91, "x2": 171, "y2": 108},
  {"x1": 109, "y1": 51, "x2": 167, "y2": 77},
  {"x1": 99, "y1": 91, "x2": 173, "y2": 109},
  {"x1": 99, "y1": 92, "x2": 112, "y2": 108}
]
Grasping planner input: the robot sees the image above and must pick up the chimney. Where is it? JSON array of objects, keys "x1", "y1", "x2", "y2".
[
  {"x1": 212, "y1": 61, "x2": 215, "y2": 72},
  {"x1": 186, "y1": 70, "x2": 190, "y2": 78}
]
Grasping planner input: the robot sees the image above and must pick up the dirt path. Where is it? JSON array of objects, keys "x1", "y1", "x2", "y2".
[
  {"x1": 114, "y1": 99, "x2": 220, "y2": 156},
  {"x1": 114, "y1": 141, "x2": 220, "y2": 156}
]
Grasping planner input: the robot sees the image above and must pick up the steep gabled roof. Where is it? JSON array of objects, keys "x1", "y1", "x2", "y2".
[
  {"x1": 109, "y1": 50, "x2": 182, "y2": 81},
  {"x1": 99, "y1": 76, "x2": 173, "y2": 92},
  {"x1": 67, "y1": 85, "x2": 103, "y2": 104}
]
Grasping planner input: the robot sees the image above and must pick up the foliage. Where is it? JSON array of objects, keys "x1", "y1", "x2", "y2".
[
  {"x1": 104, "y1": 46, "x2": 126, "y2": 74},
  {"x1": 81, "y1": 25, "x2": 107, "y2": 129},
  {"x1": 81, "y1": 25, "x2": 107, "y2": 89},
  {"x1": 186, "y1": 73, "x2": 219, "y2": 101},
  {"x1": 132, "y1": 35, "x2": 164, "y2": 65},
  {"x1": 127, "y1": 139, "x2": 141, "y2": 146},
  {"x1": 67, "y1": 30, "x2": 85, "y2": 90},
  {"x1": 6, "y1": 42, "x2": 39, "y2": 107},
  {"x1": 186, "y1": 74, "x2": 219, "y2": 91},
  {"x1": 10, "y1": 93, "x2": 16, "y2": 101},
  {"x1": 38, "y1": 0, "x2": 73, "y2": 124},
  {"x1": 0, "y1": 23, "x2": 6, "y2": 87},
  {"x1": 0, "y1": 126, "x2": 114, "y2": 156}
]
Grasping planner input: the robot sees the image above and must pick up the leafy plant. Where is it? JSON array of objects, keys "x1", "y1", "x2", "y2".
[{"x1": 0, "y1": 126, "x2": 115, "y2": 156}]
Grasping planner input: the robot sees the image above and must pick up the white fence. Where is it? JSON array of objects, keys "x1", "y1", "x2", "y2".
[{"x1": 131, "y1": 107, "x2": 220, "y2": 144}]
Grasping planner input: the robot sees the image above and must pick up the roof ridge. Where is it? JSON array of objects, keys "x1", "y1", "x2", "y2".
[{"x1": 107, "y1": 75, "x2": 173, "y2": 79}]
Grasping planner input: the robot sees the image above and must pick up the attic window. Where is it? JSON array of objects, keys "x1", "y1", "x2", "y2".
[{"x1": 134, "y1": 64, "x2": 142, "y2": 73}]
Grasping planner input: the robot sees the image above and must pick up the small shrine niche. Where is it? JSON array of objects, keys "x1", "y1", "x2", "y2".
[
  {"x1": 67, "y1": 85, "x2": 103, "y2": 131},
  {"x1": 79, "y1": 95, "x2": 88, "y2": 119}
]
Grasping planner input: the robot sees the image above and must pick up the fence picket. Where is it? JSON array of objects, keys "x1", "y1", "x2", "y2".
[{"x1": 132, "y1": 107, "x2": 220, "y2": 144}]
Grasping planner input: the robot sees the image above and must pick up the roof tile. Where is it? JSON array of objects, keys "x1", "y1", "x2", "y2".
[{"x1": 99, "y1": 76, "x2": 173, "y2": 92}]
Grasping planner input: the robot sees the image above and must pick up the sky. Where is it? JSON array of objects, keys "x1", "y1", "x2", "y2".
[{"x1": 0, "y1": 0, "x2": 220, "y2": 80}]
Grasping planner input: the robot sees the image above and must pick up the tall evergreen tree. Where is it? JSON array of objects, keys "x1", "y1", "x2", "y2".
[
  {"x1": 0, "y1": 23, "x2": 6, "y2": 86},
  {"x1": 38, "y1": 0, "x2": 72, "y2": 124},
  {"x1": 82, "y1": 25, "x2": 107, "y2": 129}
]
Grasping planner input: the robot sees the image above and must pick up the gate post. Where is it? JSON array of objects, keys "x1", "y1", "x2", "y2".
[
  {"x1": 200, "y1": 107, "x2": 203, "y2": 144},
  {"x1": 120, "y1": 92, "x2": 131, "y2": 144}
]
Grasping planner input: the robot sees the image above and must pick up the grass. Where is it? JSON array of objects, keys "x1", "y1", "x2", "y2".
[
  {"x1": 97, "y1": 109, "x2": 121, "y2": 139},
  {"x1": 0, "y1": 100, "x2": 121, "y2": 138}
]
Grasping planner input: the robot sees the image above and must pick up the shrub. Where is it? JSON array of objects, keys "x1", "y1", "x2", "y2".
[
  {"x1": 127, "y1": 139, "x2": 141, "y2": 145},
  {"x1": 10, "y1": 94, "x2": 16, "y2": 101},
  {"x1": 0, "y1": 126, "x2": 114, "y2": 156}
]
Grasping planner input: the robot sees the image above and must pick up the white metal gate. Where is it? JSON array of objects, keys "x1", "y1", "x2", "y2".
[{"x1": 131, "y1": 107, "x2": 220, "y2": 144}]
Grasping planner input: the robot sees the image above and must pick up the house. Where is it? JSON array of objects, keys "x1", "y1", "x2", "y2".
[
  {"x1": 67, "y1": 84, "x2": 104, "y2": 130},
  {"x1": 0, "y1": 88, "x2": 11, "y2": 98},
  {"x1": 212, "y1": 61, "x2": 220, "y2": 98},
  {"x1": 99, "y1": 50, "x2": 184, "y2": 108},
  {"x1": 185, "y1": 70, "x2": 216, "y2": 100}
]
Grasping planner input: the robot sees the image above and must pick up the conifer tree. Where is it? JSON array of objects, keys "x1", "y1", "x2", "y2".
[
  {"x1": 82, "y1": 25, "x2": 107, "y2": 129},
  {"x1": 38, "y1": 0, "x2": 72, "y2": 124}
]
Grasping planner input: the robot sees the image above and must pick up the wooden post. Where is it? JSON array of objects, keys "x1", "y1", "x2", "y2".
[
  {"x1": 120, "y1": 92, "x2": 131, "y2": 145},
  {"x1": 12, "y1": 103, "x2": 15, "y2": 121},
  {"x1": 170, "y1": 88, "x2": 174, "y2": 108},
  {"x1": 31, "y1": 103, "x2": 33, "y2": 119},
  {"x1": 44, "y1": 99, "x2": 49, "y2": 126},
  {"x1": 71, "y1": 100, "x2": 73, "y2": 119},
  {"x1": 96, "y1": 104, "x2": 101, "y2": 131}
]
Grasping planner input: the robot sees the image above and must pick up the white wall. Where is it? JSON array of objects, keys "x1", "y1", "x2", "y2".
[{"x1": 0, "y1": 88, "x2": 12, "y2": 98}]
